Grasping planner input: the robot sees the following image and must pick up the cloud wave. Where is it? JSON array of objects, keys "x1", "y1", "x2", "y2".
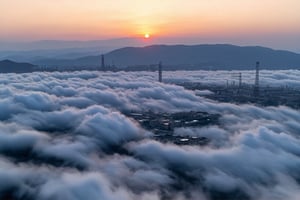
[{"x1": 0, "y1": 70, "x2": 299, "y2": 200}]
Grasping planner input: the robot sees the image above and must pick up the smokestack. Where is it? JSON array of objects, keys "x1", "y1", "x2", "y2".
[
  {"x1": 239, "y1": 72, "x2": 242, "y2": 88},
  {"x1": 254, "y1": 61, "x2": 260, "y2": 96},
  {"x1": 158, "y1": 61, "x2": 162, "y2": 82},
  {"x1": 101, "y1": 54, "x2": 105, "y2": 71}
]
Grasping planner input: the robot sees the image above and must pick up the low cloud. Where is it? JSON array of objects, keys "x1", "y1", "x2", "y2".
[{"x1": 0, "y1": 70, "x2": 299, "y2": 200}]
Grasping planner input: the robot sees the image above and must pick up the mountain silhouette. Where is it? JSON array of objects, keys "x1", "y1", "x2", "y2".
[
  {"x1": 33, "y1": 44, "x2": 300, "y2": 70},
  {"x1": 0, "y1": 60, "x2": 37, "y2": 73}
]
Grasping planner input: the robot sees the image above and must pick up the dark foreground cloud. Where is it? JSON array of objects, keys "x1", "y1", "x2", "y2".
[{"x1": 0, "y1": 70, "x2": 299, "y2": 200}]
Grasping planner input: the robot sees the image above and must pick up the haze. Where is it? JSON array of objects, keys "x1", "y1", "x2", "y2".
[{"x1": 1, "y1": 0, "x2": 300, "y2": 52}]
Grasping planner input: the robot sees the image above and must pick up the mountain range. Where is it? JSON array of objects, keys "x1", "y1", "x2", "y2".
[
  {"x1": 33, "y1": 44, "x2": 300, "y2": 70},
  {"x1": 0, "y1": 38, "x2": 148, "y2": 63},
  {"x1": 1, "y1": 42, "x2": 300, "y2": 70}
]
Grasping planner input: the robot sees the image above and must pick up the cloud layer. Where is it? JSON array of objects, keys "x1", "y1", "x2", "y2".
[{"x1": 0, "y1": 70, "x2": 299, "y2": 200}]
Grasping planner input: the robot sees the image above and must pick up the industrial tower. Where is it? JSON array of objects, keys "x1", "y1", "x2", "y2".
[
  {"x1": 101, "y1": 54, "x2": 105, "y2": 71},
  {"x1": 238, "y1": 72, "x2": 242, "y2": 88},
  {"x1": 158, "y1": 61, "x2": 162, "y2": 82},
  {"x1": 254, "y1": 61, "x2": 260, "y2": 96}
]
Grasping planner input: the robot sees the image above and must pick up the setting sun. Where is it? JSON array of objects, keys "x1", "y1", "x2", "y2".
[{"x1": 144, "y1": 33, "x2": 150, "y2": 39}]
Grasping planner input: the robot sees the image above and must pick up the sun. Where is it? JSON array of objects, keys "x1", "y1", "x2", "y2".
[{"x1": 144, "y1": 33, "x2": 150, "y2": 39}]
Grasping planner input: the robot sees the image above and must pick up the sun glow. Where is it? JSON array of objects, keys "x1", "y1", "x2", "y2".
[{"x1": 144, "y1": 33, "x2": 150, "y2": 39}]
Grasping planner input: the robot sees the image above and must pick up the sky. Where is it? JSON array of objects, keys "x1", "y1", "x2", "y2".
[{"x1": 0, "y1": 0, "x2": 300, "y2": 51}]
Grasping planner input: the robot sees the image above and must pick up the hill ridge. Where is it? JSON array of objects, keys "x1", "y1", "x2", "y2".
[{"x1": 32, "y1": 44, "x2": 300, "y2": 70}]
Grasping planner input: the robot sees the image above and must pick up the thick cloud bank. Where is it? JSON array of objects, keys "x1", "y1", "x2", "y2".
[{"x1": 0, "y1": 70, "x2": 299, "y2": 200}]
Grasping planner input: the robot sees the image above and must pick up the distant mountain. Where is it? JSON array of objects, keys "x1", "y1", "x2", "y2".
[
  {"x1": 34, "y1": 44, "x2": 300, "y2": 70},
  {"x1": 0, "y1": 60, "x2": 37, "y2": 73},
  {"x1": 0, "y1": 47, "x2": 102, "y2": 63},
  {"x1": 0, "y1": 37, "x2": 152, "y2": 63}
]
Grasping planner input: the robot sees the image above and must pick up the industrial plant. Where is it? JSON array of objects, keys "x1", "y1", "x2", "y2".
[
  {"x1": 125, "y1": 110, "x2": 219, "y2": 145},
  {"x1": 177, "y1": 62, "x2": 300, "y2": 109}
]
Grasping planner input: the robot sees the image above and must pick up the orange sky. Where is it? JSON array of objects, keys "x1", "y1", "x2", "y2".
[{"x1": 0, "y1": 0, "x2": 300, "y2": 50}]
